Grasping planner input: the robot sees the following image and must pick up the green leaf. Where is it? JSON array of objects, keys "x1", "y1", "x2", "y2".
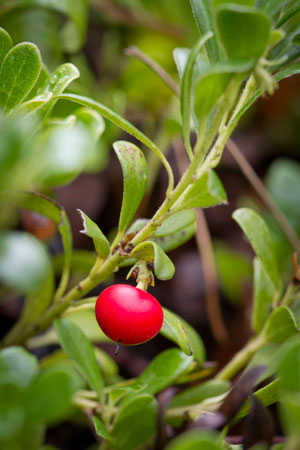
[
  {"x1": 18, "y1": 192, "x2": 72, "y2": 298},
  {"x1": 38, "y1": 63, "x2": 80, "y2": 118},
  {"x1": 152, "y1": 223, "x2": 196, "y2": 253},
  {"x1": 174, "y1": 170, "x2": 227, "y2": 211},
  {"x1": 217, "y1": 5, "x2": 271, "y2": 60},
  {"x1": 26, "y1": 367, "x2": 80, "y2": 425},
  {"x1": 232, "y1": 208, "x2": 279, "y2": 287},
  {"x1": 54, "y1": 319, "x2": 103, "y2": 401},
  {"x1": 165, "y1": 429, "x2": 224, "y2": 450},
  {"x1": 77, "y1": 209, "x2": 110, "y2": 258},
  {"x1": 278, "y1": 336, "x2": 300, "y2": 436},
  {"x1": 133, "y1": 349, "x2": 193, "y2": 395},
  {"x1": 0, "y1": 347, "x2": 38, "y2": 388},
  {"x1": 161, "y1": 308, "x2": 192, "y2": 356},
  {"x1": 113, "y1": 141, "x2": 148, "y2": 233},
  {"x1": 161, "y1": 307, "x2": 206, "y2": 364},
  {"x1": 190, "y1": 0, "x2": 221, "y2": 63},
  {"x1": 214, "y1": 241, "x2": 252, "y2": 305},
  {"x1": 233, "y1": 379, "x2": 279, "y2": 423},
  {"x1": 261, "y1": 0, "x2": 289, "y2": 18},
  {"x1": 112, "y1": 394, "x2": 158, "y2": 450},
  {"x1": 93, "y1": 416, "x2": 115, "y2": 443},
  {"x1": 251, "y1": 258, "x2": 275, "y2": 334},
  {"x1": 0, "y1": 231, "x2": 51, "y2": 293},
  {"x1": 14, "y1": 93, "x2": 53, "y2": 115},
  {"x1": 180, "y1": 33, "x2": 213, "y2": 156},
  {"x1": 277, "y1": 0, "x2": 300, "y2": 27},
  {"x1": 0, "y1": 383, "x2": 24, "y2": 440},
  {"x1": 55, "y1": 93, "x2": 174, "y2": 192},
  {"x1": 0, "y1": 27, "x2": 13, "y2": 69},
  {"x1": 169, "y1": 379, "x2": 230, "y2": 408},
  {"x1": 130, "y1": 241, "x2": 175, "y2": 280},
  {"x1": 173, "y1": 47, "x2": 209, "y2": 81},
  {"x1": 194, "y1": 60, "x2": 253, "y2": 119},
  {"x1": 263, "y1": 306, "x2": 298, "y2": 343},
  {"x1": 274, "y1": 62, "x2": 300, "y2": 81},
  {"x1": 266, "y1": 158, "x2": 300, "y2": 229},
  {"x1": 0, "y1": 43, "x2": 41, "y2": 111},
  {"x1": 153, "y1": 210, "x2": 196, "y2": 238}
]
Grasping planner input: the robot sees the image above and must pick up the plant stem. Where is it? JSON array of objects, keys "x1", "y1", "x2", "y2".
[{"x1": 215, "y1": 333, "x2": 265, "y2": 381}]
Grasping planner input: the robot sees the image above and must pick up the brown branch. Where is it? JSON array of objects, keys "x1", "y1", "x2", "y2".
[
  {"x1": 173, "y1": 139, "x2": 228, "y2": 343},
  {"x1": 124, "y1": 46, "x2": 180, "y2": 96},
  {"x1": 226, "y1": 138, "x2": 300, "y2": 256}
]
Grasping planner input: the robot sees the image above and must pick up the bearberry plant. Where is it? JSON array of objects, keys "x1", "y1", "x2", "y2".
[{"x1": 1, "y1": 0, "x2": 300, "y2": 449}]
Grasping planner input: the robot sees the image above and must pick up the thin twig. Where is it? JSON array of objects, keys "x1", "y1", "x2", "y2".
[
  {"x1": 173, "y1": 138, "x2": 228, "y2": 343},
  {"x1": 226, "y1": 138, "x2": 300, "y2": 256},
  {"x1": 124, "y1": 46, "x2": 180, "y2": 96}
]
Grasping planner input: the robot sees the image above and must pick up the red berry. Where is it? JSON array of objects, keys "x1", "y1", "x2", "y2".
[{"x1": 95, "y1": 284, "x2": 164, "y2": 345}]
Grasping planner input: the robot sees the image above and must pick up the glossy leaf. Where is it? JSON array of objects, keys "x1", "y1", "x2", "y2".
[
  {"x1": 93, "y1": 416, "x2": 115, "y2": 443},
  {"x1": 274, "y1": 61, "x2": 300, "y2": 81},
  {"x1": 190, "y1": 0, "x2": 221, "y2": 63},
  {"x1": 0, "y1": 27, "x2": 13, "y2": 68},
  {"x1": 170, "y1": 379, "x2": 230, "y2": 408},
  {"x1": 263, "y1": 306, "x2": 298, "y2": 343},
  {"x1": 174, "y1": 170, "x2": 227, "y2": 211},
  {"x1": 0, "y1": 231, "x2": 51, "y2": 293},
  {"x1": 113, "y1": 141, "x2": 148, "y2": 233},
  {"x1": 77, "y1": 209, "x2": 110, "y2": 258},
  {"x1": 217, "y1": 5, "x2": 271, "y2": 60},
  {"x1": 14, "y1": 93, "x2": 53, "y2": 115},
  {"x1": 130, "y1": 241, "x2": 175, "y2": 280},
  {"x1": 133, "y1": 349, "x2": 193, "y2": 395},
  {"x1": 0, "y1": 347, "x2": 38, "y2": 388},
  {"x1": 55, "y1": 93, "x2": 174, "y2": 190},
  {"x1": 26, "y1": 367, "x2": 80, "y2": 425},
  {"x1": 161, "y1": 307, "x2": 205, "y2": 364},
  {"x1": 112, "y1": 394, "x2": 157, "y2": 450},
  {"x1": 153, "y1": 210, "x2": 196, "y2": 238},
  {"x1": 18, "y1": 192, "x2": 72, "y2": 298},
  {"x1": 173, "y1": 47, "x2": 209, "y2": 81},
  {"x1": 232, "y1": 208, "x2": 279, "y2": 287},
  {"x1": 165, "y1": 430, "x2": 224, "y2": 450},
  {"x1": 251, "y1": 258, "x2": 275, "y2": 334},
  {"x1": 0, "y1": 43, "x2": 41, "y2": 111},
  {"x1": 55, "y1": 319, "x2": 103, "y2": 401},
  {"x1": 161, "y1": 308, "x2": 192, "y2": 356},
  {"x1": 194, "y1": 60, "x2": 253, "y2": 119}
]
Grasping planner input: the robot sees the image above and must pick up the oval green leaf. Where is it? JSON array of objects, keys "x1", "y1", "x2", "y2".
[
  {"x1": 113, "y1": 141, "x2": 148, "y2": 233},
  {"x1": 165, "y1": 430, "x2": 224, "y2": 450},
  {"x1": 169, "y1": 379, "x2": 230, "y2": 408},
  {"x1": 153, "y1": 209, "x2": 196, "y2": 238},
  {"x1": 0, "y1": 346, "x2": 38, "y2": 389},
  {"x1": 263, "y1": 306, "x2": 298, "y2": 343},
  {"x1": 216, "y1": 4, "x2": 271, "y2": 60},
  {"x1": 54, "y1": 319, "x2": 103, "y2": 401},
  {"x1": 232, "y1": 208, "x2": 279, "y2": 287},
  {"x1": 133, "y1": 349, "x2": 193, "y2": 395},
  {"x1": 112, "y1": 394, "x2": 157, "y2": 450},
  {"x1": 0, "y1": 43, "x2": 41, "y2": 111},
  {"x1": 251, "y1": 257, "x2": 275, "y2": 334},
  {"x1": 130, "y1": 241, "x2": 175, "y2": 280},
  {"x1": 160, "y1": 308, "x2": 192, "y2": 356}
]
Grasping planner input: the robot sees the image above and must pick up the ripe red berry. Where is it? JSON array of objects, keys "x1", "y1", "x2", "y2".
[{"x1": 95, "y1": 284, "x2": 164, "y2": 345}]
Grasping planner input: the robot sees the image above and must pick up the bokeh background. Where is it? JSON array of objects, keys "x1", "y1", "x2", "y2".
[{"x1": 1, "y1": 1, "x2": 300, "y2": 448}]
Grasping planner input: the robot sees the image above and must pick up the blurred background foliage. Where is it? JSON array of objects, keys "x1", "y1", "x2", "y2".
[{"x1": 1, "y1": 0, "x2": 300, "y2": 448}]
